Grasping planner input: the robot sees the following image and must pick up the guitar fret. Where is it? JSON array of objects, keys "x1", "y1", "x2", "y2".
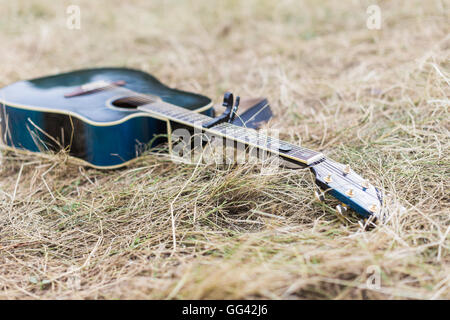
[
  {"x1": 138, "y1": 102, "x2": 324, "y2": 165},
  {"x1": 212, "y1": 124, "x2": 269, "y2": 148},
  {"x1": 209, "y1": 122, "x2": 323, "y2": 164},
  {"x1": 219, "y1": 124, "x2": 279, "y2": 149},
  {"x1": 141, "y1": 102, "x2": 211, "y2": 125}
]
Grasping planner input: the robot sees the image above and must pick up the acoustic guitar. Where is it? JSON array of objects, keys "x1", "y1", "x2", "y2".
[{"x1": 0, "y1": 68, "x2": 385, "y2": 221}]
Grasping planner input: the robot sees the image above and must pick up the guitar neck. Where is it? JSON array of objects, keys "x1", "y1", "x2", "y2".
[
  {"x1": 138, "y1": 100, "x2": 324, "y2": 166},
  {"x1": 137, "y1": 98, "x2": 386, "y2": 220}
]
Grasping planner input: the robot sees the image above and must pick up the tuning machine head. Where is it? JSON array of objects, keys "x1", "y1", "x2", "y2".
[{"x1": 310, "y1": 158, "x2": 384, "y2": 219}]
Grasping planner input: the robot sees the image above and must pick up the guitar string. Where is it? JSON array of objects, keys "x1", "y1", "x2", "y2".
[
  {"x1": 105, "y1": 84, "x2": 375, "y2": 206},
  {"x1": 211, "y1": 122, "x2": 378, "y2": 207},
  {"x1": 110, "y1": 86, "x2": 371, "y2": 185},
  {"x1": 162, "y1": 104, "x2": 376, "y2": 204},
  {"x1": 109, "y1": 85, "x2": 372, "y2": 186},
  {"x1": 108, "y1": 85, "x2": 318, "y2": 157}
]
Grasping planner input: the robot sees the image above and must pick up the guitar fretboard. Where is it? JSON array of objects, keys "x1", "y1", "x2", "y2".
[
  {"x1": 208, "y1": 122, "x2": 323, "y2": 165},
  {"x1": 138, "y1": 101, "x2": 324, "y2": 165}
]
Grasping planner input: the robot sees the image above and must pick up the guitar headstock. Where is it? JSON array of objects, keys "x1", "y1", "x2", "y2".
[{"x1": 310, "y1": 159, "x2": 384, "y2": 220}]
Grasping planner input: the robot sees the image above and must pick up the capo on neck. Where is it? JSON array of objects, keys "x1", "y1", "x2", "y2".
[{"x1": 203, "y1": 92, "x2": 240, "y2": 129}]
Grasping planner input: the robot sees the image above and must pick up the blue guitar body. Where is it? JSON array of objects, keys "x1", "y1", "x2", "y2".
[
  {"x1": 0, "y1": 68, "x2": 387, "y2": 220},
  {"x1": 0, "y1": 68, "x2": 214, "y2": 168}
]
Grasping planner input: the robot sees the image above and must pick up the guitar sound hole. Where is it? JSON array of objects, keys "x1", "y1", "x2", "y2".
[{"x1": 111, "y1": 96, "x2": 153, "y2": 109}]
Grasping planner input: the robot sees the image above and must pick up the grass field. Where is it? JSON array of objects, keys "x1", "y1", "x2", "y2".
[{"x1": 0, "y1": 0, "x2": 449, "y2": 299}]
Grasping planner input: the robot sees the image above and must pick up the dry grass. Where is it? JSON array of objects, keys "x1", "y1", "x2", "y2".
[{"x1": 0, "y1": 0, "x2": 449, "y2": 299}]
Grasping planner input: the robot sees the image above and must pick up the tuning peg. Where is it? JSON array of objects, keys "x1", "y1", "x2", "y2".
[
  {"x1": 343, "y1": 165, "x2": 351, "y2": 175},
  {"x1": 336, "y1": 204, "x2": 347, "y2": 215},
  {"x1": 361, "y1": 180, "x2": 370, "y2": 190},
  {"x1": 345, "y1": 188, "x2": 354, "y2": 197},
  {"x1": 368, "y1": 204, "x2": 378, "y2": 213},
  {"x1": 314, "y1": 190, "x2": 325, "y2": 202}
]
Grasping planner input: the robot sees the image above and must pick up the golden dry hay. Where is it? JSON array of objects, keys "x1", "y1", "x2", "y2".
[{"x1": 0, "y1": 0, "x2": 448, "y2": 299}]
